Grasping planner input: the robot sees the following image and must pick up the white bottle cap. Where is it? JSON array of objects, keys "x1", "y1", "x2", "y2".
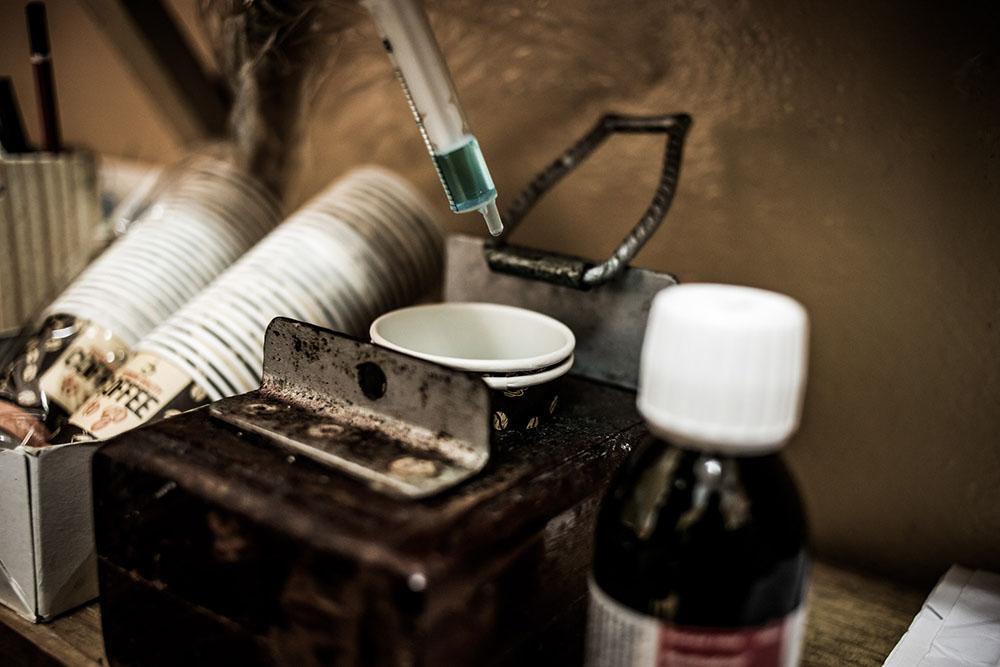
[{"x1": 637, "y1": 284, "x2": 809, "y2": 454}]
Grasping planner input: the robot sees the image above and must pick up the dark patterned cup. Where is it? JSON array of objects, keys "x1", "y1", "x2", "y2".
[{"x1": 370, "y1": 302, "x2": 575, "y2": 433}]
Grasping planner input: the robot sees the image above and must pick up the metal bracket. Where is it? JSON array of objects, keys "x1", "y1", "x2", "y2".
[
  {"x1": 488, "y1": 112, "x2": 692, "y2": 289},
  {"x1": 446, "y1": 235, "x2": 677, "y2": 390},
  {"x1": 209, "y1": 318, "x2": 491, "y2": 499}
]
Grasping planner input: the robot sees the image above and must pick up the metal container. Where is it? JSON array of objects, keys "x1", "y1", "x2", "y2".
[{"x1": 0, "y1": 150, "x2": 102, "y2": 334}]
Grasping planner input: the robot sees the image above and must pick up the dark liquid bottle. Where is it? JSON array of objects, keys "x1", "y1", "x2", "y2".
[
  {"x1": 586, "y1": 284, "x2": 811, "y2": 666},
  {"x1": 588, "y1": 439, "x2": 808, "y2": 665}
]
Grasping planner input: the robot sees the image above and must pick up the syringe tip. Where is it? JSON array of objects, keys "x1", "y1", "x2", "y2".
[{"x1": 481, "y1": 201, "x2": 503, "y2": 237}]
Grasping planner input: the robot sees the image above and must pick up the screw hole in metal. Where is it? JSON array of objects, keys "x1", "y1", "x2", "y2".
[
  {"x1": 357, "y1": 362, "x2": 387, "y2": 400},
  {"x1": 244, "y1": 402, "x2": 279, "y2": 416},
  {"x1": 389, "y1": 456, "x2": 438, "y2": 479},
  {"x1": 308, "y1": 423, "x2": 345, "y2": 438}
]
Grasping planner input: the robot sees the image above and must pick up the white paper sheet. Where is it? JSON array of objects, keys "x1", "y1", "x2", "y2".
[{"x1": 885, "y1": 565, "x2": 1000, "y2": 666}]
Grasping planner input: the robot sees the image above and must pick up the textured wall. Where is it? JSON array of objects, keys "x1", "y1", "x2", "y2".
[
  {"x1": 0, "y1": 1, "x2": 178, "y2": 161},
  {"x1": 1, "y1": 1, "x2": 998, "y2": 582}
]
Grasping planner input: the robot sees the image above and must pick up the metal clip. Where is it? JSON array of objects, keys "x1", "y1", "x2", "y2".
[
  {"x1": 209, "y1": 318, "x2": 491, "y2": 499},
  {"x1": 487, "y1": 113, "x2": 692, "y2": 289}
]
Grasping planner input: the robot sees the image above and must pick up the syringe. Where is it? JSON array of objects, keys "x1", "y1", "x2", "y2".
[{"x1": 363, "y1": 0, "x2": 503, "y2": 236}]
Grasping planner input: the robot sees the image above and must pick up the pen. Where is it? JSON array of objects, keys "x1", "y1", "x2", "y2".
[
  {"x1": 26, "y1": 1, "x2": 61, "y2": 153},
  {"x1": 0, "y1": 77, "x2": 30, "y2": 154}
]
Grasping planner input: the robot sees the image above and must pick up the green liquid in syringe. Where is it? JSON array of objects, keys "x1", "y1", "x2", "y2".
[{"x1": 433, "y1": 136, "x2": 497, "y2": 213}]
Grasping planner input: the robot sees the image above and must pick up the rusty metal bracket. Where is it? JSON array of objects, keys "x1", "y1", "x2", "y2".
[
  {"x1": 446, "y1": 235, "x2": 677, "y2": 390},
  {"x1": 487, "y1": 112, "x2": 692, "y2": 289},
  {"x1": 209, "y1": 318, "x2": 491, "y2": 499}
]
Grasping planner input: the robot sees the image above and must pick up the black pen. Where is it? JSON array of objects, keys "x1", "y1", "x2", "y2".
[
  {"x1": 26, "y1": 1, "x2": 61, "y2": 153},
  {"x1": 0, "y1": 77, "x2": 30, "y2": 154}
]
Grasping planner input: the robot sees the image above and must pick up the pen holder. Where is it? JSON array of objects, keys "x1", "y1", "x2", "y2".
[{"x1": 0, "y1": 150, "x2": 102, "y2": 334}]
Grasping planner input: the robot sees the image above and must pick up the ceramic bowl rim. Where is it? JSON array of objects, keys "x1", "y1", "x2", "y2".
[
  {"x1": 370, "y1": 302, "x2": 576, "y2": 373},
  {"x1": 481, "y1": 354, "x2": 574, "y2": 390}
]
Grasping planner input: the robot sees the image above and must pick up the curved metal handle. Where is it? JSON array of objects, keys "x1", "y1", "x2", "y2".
[{"x1": 486, "y1": 112, "x2": 692, "y2": 288}]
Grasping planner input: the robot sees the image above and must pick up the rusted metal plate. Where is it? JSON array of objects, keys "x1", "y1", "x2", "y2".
[
  {"x1": 444, "y1": 235, "x2": 678, "y2": 390},
  {"x1": 209, "y1": 318, "x2": 490, "y2": 499}
]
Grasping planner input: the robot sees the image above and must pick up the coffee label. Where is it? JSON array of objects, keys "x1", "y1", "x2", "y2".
[
  {"x1": 69, "y1": 352, "x2": 195, "y2": 440},
  {"x1": 585, "y1": 580, "x2": 805, "y2": 667},
  {"x1": 37, "y1": 322, "x2": 131, "y2": 414},
  {"x1": 1, "y1": 315, "x2": 85, "y2": 411}
]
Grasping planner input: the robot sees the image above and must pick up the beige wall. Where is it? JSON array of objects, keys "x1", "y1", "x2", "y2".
[{"x1": 2, "y1": 1, "x2": 998, "y2": 583}]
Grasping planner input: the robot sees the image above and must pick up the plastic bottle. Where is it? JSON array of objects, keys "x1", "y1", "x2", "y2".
[{"x1": 586, "y1": 283, "x2": 811, "y2": 667}]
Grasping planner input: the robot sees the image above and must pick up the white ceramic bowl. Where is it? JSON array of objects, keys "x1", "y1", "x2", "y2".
[
  {"x1": 371, "y1": 302, "x2": 576, "y2": 431},
  {"x1": 370, "y1": 302, "x2": 575, "y2": 378}
]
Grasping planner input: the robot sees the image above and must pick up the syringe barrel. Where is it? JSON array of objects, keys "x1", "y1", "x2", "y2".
[
  {"x1": 363, "y1": 0, "x2": 469, "y2": 153},
  {"x1": 364, "y1": 0, "x2": 504, "y2": 235}
]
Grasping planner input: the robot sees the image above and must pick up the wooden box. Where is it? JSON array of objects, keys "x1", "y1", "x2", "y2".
[{"x1": 92, "y1": 375, "x2": 643, "y2": 666}]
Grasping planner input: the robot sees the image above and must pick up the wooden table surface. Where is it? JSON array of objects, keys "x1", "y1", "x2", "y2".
[
  {"x1": 0, "y1": 561, "x2": 927, "y2": 666},
  {"x1": 802, "y1": 563, "x2": 926, "y2": 665}
]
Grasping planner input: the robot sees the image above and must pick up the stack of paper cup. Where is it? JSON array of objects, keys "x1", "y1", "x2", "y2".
[
  {"x1": 44, "y1": 154, "x2": 281, "y2": 346},
  {"x1": 0, "y1": 154, "x2": 282, "y2": 445},
  {"x1": 132, "y1": 165, "x2": 443, "y2": 404}
]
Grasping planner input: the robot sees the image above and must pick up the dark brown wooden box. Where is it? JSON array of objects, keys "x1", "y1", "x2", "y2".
[{"x1": 92, "y1": 375, "x2": 643, "y2": 666}]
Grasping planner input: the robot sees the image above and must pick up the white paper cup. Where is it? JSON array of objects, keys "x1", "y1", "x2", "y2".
[
  {"x1": 45, "y1": 155, "x2": 281, "y2": 346},
  {"x1": 133, "y1": 165, "x2": 444, "y2": 406},
  {"x1": 370, "y1": 303, "x2": 575, "y2": 432},
  {"x1": 371, "y1": 303, "x2": 575, "y2": 374}
]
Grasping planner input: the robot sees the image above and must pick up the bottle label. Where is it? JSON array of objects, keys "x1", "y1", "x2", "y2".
[
  {"x1": 68, "y1": 352, "x2": 205, "y2": 440},
  {"x1": 37, "y1": 322, "x2": 131, "y2": 414},
  {"x1": 586, "y1": 580, "x2": 805, "y2": 667}
]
